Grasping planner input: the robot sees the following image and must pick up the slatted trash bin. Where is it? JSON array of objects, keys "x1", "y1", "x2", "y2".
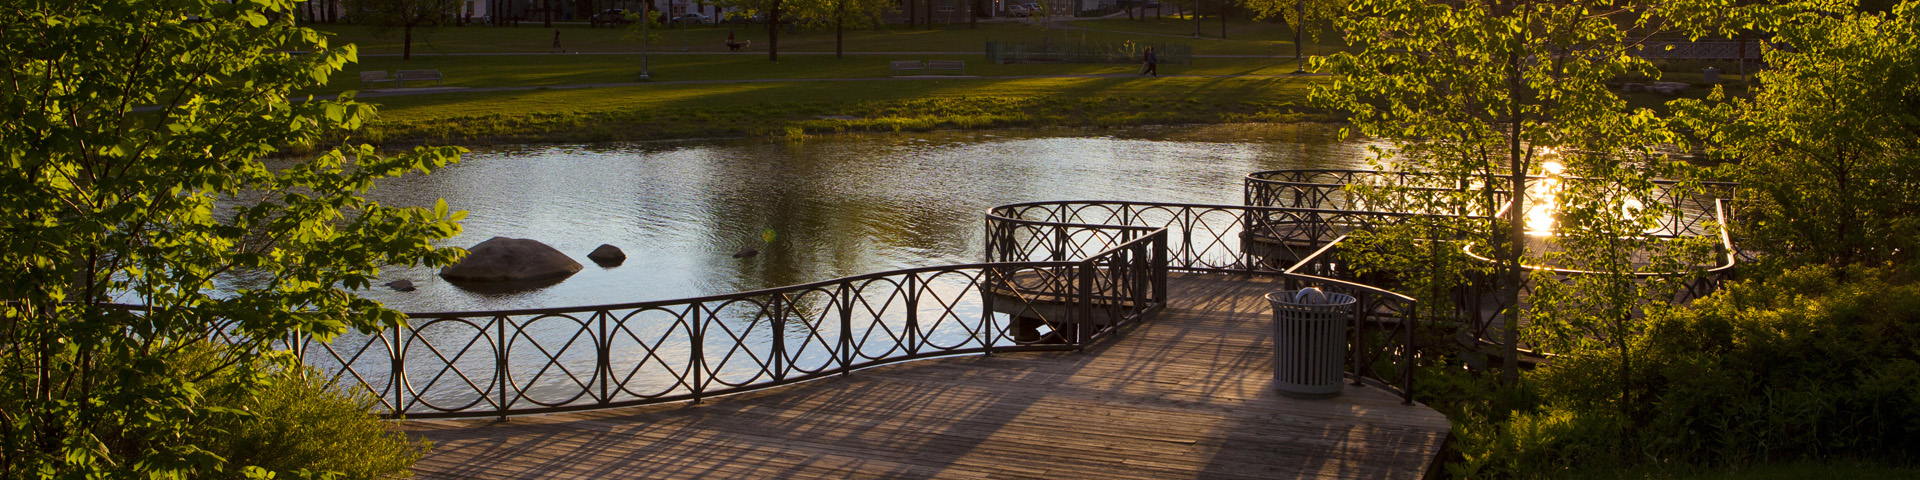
[{"x1": 1265, "y1": 288, "x2": 1355, "y2": 399}]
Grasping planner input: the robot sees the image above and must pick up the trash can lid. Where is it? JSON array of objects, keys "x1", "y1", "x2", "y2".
[{"x1": 1294, "y1": 287, "x2": 1329, "y2": 305}]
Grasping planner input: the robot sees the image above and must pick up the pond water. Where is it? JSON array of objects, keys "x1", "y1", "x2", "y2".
[{"x1": 359, "y1": 124, "x2": 1377, "y2": 313}]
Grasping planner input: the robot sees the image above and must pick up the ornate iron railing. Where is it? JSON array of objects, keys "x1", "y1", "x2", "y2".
[
  {"x1": 1245, "y1": 169, "x2": 1740, "y2": 354},
  {"x1": 986, "y1": 201, "x2": 1420, "y2": 403},
  {"x1": 294, "y1": 228, "x2": 1167, "y2": 419}
]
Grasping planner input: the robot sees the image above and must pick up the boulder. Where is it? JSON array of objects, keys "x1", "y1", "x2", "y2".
[
  {"x1": 587, "y1": 244, "x2": 626, "y2": 266},
  {"x1": 383, "y1": 279, "x2": 416, "y2": 292},
  {"x1": 439, "y1": 237, "x2": 583, "y2": 282}
]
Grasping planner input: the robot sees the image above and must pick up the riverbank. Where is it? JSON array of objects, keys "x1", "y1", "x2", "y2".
[{"x1": 360, "y1": 75, "x2": 1339, "y2": 148}]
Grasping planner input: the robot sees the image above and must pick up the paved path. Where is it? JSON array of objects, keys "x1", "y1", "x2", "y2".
[{"x1": 402, "y1": 273, "x2": 1450, "y2": 480}]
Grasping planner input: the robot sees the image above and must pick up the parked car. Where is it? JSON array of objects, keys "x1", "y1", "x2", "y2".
[
  {"x1": 670, "y1": 12, "x2": 712, "y2": 25},
  {"x1": 1006, "y1": 3, "x2": 1033, "y2": 16},
  {"x1": 590, "y1": 9, "x2": 631, "y2": 27}
]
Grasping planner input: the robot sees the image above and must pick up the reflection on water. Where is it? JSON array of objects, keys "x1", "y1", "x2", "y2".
[{"x1": 357, "y1": 125, "x2": 1374, "y2": 313}]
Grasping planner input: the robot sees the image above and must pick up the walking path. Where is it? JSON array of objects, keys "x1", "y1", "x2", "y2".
[{"x1": 403, "y1": 273, "x2": 1450, "y2": 480}]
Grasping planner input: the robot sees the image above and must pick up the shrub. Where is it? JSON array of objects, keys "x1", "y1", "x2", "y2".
[
  {"x1": 186, "y1": 347, "x2": 429, "y2": 480},
  {"x1": 1432, "y1": 265, "x2": 1920, "y2": 477}
]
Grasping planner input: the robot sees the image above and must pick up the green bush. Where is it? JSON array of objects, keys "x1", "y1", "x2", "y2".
[
  {"x1": 183, "y1": 348, "x2": 429, "y2": 479},
  {"x1": 1433, "y1": 265, "x2": 1920, "y2": 477}
]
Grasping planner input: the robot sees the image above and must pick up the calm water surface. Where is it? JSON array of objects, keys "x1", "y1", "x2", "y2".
[{"x1": 359, "y1": 125, "x2": 1376, "y2": 313}]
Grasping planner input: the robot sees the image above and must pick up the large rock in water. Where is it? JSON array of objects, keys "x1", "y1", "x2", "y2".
[{"x1": 439, "y1": 237, "x2": 583, "y2": 282}]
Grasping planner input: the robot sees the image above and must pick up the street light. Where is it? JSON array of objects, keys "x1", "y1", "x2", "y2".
[{"x1": 640, "y1": 7, "x2": 652, "y2": 79}]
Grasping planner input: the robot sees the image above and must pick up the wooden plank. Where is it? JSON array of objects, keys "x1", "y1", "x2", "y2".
[{"x1": 406, "y1": 273, "x2": 1450, "y2": 480}]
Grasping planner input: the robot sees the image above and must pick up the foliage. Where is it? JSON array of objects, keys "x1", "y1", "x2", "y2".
[
  {"x1": 1438, "y1": 265, "x2": 1920, "y2": 477},
  {"x1": 1674, "y1": 0, "x2": 1920, "y2": 269},
  {"x1": 186, "y1": 347, "x2": 428, "y2": 480},
  {"x1": 353, "y1": 0, "x2": 464, "y2": 60},
  {"x1": 1311, "y1": 0, "x2": 1728, "y2": 383},
  {"x1": 716, "y1": 0, "x2": 792, "y2": 60},
  {"x1": 0, "y1": 0, "x2": 464, "y2": 477},
  {"x1": 1239, "y1": 0, "x2": 1344, "y2": 60},
  {"x1": 788, "y1": 0, "x2": 895, "y2": 58}
]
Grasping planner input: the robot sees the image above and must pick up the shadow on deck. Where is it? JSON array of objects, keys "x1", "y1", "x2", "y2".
[{"x1": 401, "y1": 273, "x2": 1451, "y2": 480}]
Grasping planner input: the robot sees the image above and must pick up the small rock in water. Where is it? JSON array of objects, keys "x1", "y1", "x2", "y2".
[
  {"x1": 732, "y1": 247, "x2": 759, "y2": 259},
  {"x1": 384, "y1": 280, "x2": 416, "y2": 292},
  {"x1": 587, "y1": 244, "x2": 626, "y2": 266}
]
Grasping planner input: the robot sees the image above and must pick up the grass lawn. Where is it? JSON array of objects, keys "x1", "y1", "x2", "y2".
[
  {"x1": 312, "y1": 17, "x2": 1738, "y2": 148},
  {"x1": 359, "y1": 74, "x2": 1331, "y2": 146},
  {"x1": 315, "y1": 17, "x2": 1324, "y2": 56},
  {"x1": 323, "y1": 53, "x2": 1303, "y2": 93}
]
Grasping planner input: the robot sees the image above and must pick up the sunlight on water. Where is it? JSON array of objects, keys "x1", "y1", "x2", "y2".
[{"x1": 347, "y1": 126, "x2": 1377, "y2": 313}]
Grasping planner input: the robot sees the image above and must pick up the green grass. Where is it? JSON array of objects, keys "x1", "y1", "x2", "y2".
[
  {"x1": 321, "y1": 53, "x2": 1303, "y2": 94},
  {"x1": 358, "y1": 75, "x2": 1332, "y2": 146},
  {"x1": 315, "y1": 18, "x2": 1327, "y2": 57}
]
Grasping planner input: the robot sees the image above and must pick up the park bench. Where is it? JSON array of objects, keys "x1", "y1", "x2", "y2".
[
  {"x1": 396, "y1": 69, "x2": 444, "y2": 87},
  {"x1": 889, "y1": 60, "x2": 924, "y2": 76},
  {"x1": 726, "y1": 39, "x2": 751, "y2": 51},
  {"x1": 358, "y1": 71, "x2": 399, "y2": 88},
  {"x1": 926, "y1": 60, "x2": 965, "y2": 75}
]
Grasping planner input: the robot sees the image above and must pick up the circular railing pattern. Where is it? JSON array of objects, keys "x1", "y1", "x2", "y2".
[{"x1": 268, "y1": 169, "x2": 1737, "y2": 418}]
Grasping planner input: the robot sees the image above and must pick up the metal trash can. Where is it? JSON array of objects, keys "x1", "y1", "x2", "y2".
[{"x1": 1265, "y1": 288, "x2": 1355, "y2": 399}]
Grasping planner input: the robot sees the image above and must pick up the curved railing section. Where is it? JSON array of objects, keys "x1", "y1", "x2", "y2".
[
  {"x1": 297, "y1": 228, "x2": 1167, "y2": 419},
  {"x1": 985, "y1": 200, "x2": 1423, "y2": 403},
  {"x1": 280, "y1": 168, "x2": 1749, "y2": 418},
  {"x1": 1244, "y1": 169, "x2": 1741, "y2": 354}
]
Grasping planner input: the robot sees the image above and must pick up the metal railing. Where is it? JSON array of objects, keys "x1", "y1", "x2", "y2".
[
  {"x1": 294, "y1": 229, "x2": 1167, "y2": 419},
  {"x1": 986, "y1": 201, "x2": 1420, "y2": 403},
  {"x1": 1244, "y1": 169, "x2": 1740, "y2": 352}
]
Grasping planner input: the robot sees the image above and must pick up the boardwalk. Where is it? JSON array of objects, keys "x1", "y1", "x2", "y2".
[{"x1": 401, "y1": 273, "x2": 1452, "y2": 479}]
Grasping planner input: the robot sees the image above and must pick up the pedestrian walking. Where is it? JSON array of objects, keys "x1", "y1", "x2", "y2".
[
  {"x1": 1140, "y1": 46, "x2": 1159, "y2": 77},
  {"x1": 551, "y1": 28, "x2": 564, "y2": 53}
]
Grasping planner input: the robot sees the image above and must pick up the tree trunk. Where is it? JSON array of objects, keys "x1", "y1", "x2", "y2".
[
  {"x1": 1292, "y1": 0, "x2": 1302, "y2": 70},
  {"x1": 1192, "y1": 0, "x2": 1200, "y2": 38},
  {"x1": 768, "y1": 0, "x2": 781, "y2": 61},
  {"x1": 834, "y1": 0, "x2": 844, "y2": 59},
  {"x1": 403, "y1": 25, "x2": 414, "y2": 60},
  {"x1": 544, "y1": 0, "x2": 553, "y2": 27},
  {"x1": 1219, "y1": 0, "x2": 1225, "y2": 39}
]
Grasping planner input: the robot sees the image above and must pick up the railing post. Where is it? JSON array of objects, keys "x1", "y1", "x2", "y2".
[
  {"x1": 1053, "y1": 226, "x2": 1069, "y2": 262},
  {"x1": 1402, "y1": 299, "x2": 1416, "y2": 405},
  {"x1": 770, "y1": 294, "x2": 787, "y2": 382},
  {"x1": 1077, "y1": 259, "x2": 1095, "y2": 348},
  {"x1": 598, "y1": 310, "x2": 610, "y2": 405},
  {"x1": 905, "y1": 274, "x2": 920, "y2": 355},
  {"x1": 1152, "y1": 230, "x2": 1168, "y2": 306},
  {"x1": 690, "y1": 306, "x2": 705, "y2": 404},
  {"x1": 1350, "y1": 292, "x2": 1367, "y2": 387},
  {"x1": 981, "y1": 267, "x2": 997, "y2": 355},
  {"x1": 394, "y1": 323, "x2": 407, "y2": 417},
  {"x1": 495, "y1": 316, "x2": 509, "y2": 418},
  {"x1": 839, "y1": 284, "x2": 854, "y2": 375}
]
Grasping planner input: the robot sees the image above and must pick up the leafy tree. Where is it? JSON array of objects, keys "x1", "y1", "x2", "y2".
[
  {"x1": 0, "y1": 0, "x2": 464, "y2": 476},
  {"x1": 1239, "y1": 0, "x2": 1344, "y2": 68},
  {"x1": 789, "y1": 0, "x2": 893, "y2": 58},
  {"x1": 717, "y1": 0, "x2": 789, "y2": 61},
  {"x1": 1311, "y1": 0, "x2": 1727, "y2": 385},
  {"x1": 1675, "y1": 0, "x2": 1920, "y2": 269},
  {"x1": 355, "y1": 0, "x2": 462, "y2": 60}
]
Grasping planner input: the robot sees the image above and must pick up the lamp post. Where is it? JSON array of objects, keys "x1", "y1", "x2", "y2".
[{"x1": 640, "y1": 4, "x2": 652, "y2": 79}]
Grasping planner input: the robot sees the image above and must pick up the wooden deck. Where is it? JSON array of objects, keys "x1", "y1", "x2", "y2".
[{"x1": 400, "y1": 273, "x2": 1453, "y2": 479}]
